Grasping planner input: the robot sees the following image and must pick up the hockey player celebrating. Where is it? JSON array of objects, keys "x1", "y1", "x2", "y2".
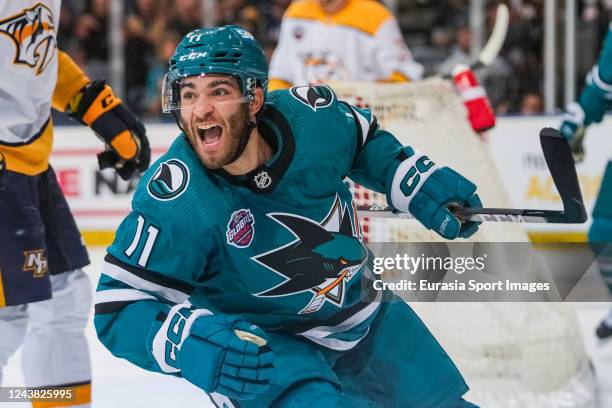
[
  {"x1": 0, "y1": 2, "x2": 150, "y2": 405},
  {"x1": 560, "y1": 22, "x2": 612, "y2": 340},
  {"x1": 94, "y1": 25, "x2": 482, "y2": 407}
]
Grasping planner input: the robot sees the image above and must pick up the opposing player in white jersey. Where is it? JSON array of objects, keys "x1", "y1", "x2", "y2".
[
  {"x1": 0, "y1": 2, "x2": 150, "y2": 405},
  {"x1": 560, "y1": 22, "x2": 612, "y2": 340},
  {"x1": 268, "y1": 0, "x2": 424, "y2": 90}
]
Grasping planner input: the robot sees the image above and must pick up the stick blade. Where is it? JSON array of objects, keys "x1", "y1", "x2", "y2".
[{"x1": 539, "y1": 127, "x2": 587, "y2": 223}]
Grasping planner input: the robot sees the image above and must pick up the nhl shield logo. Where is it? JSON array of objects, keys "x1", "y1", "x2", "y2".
[
  {"x1": 254, "y1": 171, "x2": 272, "y2": 189},
  {"x1": 289, "y1": 86, "x2": 334, "y2": 111},
  {"x1": 226, "y1": 209, "x2": 255, "y2": 248},
  {"x1": 147, "y1": 159, "x2": 190, "y2": 201}
]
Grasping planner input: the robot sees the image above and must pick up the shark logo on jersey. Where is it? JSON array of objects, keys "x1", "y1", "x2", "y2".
[
  {"x1": 147, "y1": 159, "x2": 190, "y2": 201},
  {"x1": 253, "y1": 196, "x2": 367, "y2": 314},
  {"x1": 226, "y1": 209, "x2": 256, "y2": 248},
  {"x1": 0, "y1": 3, "x2": 56, "y2": 75},
  {"x1": 289, "y1": 85, "x2": 334, "y2": 111}
]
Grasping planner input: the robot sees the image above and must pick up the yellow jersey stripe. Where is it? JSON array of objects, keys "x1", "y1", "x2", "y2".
[
  {"x1": 268, "y1": 78, "x2": 293, "y2": 91},
  {"x1": 0, "y1": 269, "x2": 6, "y2": 308},
  {"x1": 0, "y1": 118, "x2": 53, "y2": 175},
  {"x1": 286, "y1": 0, "x2": 392, "y2": 36}
]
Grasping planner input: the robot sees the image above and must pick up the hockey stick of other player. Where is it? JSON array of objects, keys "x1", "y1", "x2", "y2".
[
  {"x1": 439, "y1": 4, "x2": 509, "y2": 78},
  {"x1": 357, "y1": 128, "x2": 588, "y2": 224},
  {"x1": 471, "y1": 4, "x2": 510, "y2": 70}
]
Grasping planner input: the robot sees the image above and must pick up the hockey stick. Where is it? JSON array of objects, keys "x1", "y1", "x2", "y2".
[
  {"x1": 357, "y1": 128, "x2": 588, "y2": 224},
  {"x1": 440, "y1": 3, "x2": 509, "y2": 78},
  {"x1": 471, "y1": 4, "x2": 510, "y2": 70}
]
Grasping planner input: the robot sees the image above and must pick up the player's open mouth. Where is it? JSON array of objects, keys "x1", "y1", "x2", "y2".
[{"x1": 196, "y1": 123, "x2": 223, "y2": 151}]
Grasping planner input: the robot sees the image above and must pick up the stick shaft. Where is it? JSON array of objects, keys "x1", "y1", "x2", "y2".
[{"x1": 354, "y1": 128, "x2": 587, "y2": 225}]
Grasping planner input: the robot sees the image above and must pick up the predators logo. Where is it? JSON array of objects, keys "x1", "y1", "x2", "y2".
[{"x1": 0, "y1": 3, "x2": 56, "y2": 75}]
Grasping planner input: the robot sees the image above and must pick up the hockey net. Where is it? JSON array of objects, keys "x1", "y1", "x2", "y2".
[{"x1": 331, "y1": 78, "x2": 596, "y2": 407}]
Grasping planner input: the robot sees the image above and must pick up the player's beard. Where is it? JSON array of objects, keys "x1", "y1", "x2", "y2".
[{"x1": 185, "y1": 103, "x2": 251, "y2": 170}]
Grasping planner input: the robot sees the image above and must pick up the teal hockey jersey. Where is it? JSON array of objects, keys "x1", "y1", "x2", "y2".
[{"x1": 94, "y1": 86, "x2": 410, "y2": 374}]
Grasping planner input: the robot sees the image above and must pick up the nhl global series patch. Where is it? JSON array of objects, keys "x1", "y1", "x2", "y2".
[
  {"x1": 147, "y1": 159, "x2": 190, "y2": 201},
  {"x1": 226, "y1": 209, "x2": 255, "y2": 248}
]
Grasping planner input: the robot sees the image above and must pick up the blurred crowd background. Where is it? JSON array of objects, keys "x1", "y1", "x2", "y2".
[{"x1": 57, "y1": 0, "x2": 612, "y2": 118}]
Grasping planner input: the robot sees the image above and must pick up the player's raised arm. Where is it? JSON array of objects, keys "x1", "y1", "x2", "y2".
[
  {"x1": 343, "y1": 103, "x2": 482, "y2": 240},
  {"x1": 52, "y1": 50, "x2": 151, "y2": 180}
]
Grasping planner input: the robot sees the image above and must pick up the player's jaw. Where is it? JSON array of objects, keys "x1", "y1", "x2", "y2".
[{"x1": 185, "y1": 105, "x2": 250, "y2": 169}]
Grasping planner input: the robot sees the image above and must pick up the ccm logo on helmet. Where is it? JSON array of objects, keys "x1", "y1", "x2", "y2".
[{"x1": 178, "y1": 51, "x2": 208, "y2": 62}]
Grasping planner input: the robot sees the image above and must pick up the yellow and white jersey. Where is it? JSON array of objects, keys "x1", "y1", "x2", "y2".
[
  {"x1": 268, "y1": 0, "x2": 424, "y2": 90},
  {"x1": 0, "y1": 1, "x2": 88, "y2": 175}
]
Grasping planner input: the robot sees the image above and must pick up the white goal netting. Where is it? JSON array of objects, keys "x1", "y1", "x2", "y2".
[{"x1": 331, "y1": 78, "x2": 597, "y2": 407}]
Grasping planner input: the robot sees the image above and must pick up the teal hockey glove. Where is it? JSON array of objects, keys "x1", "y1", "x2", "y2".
[
  {"x1": 148, "y1": 304, "x2": 275, "y2": 400},
  {"x1": 560, "y1": 101, "x2": 585, "y2": 142},
  {"x1": 561, "y1": 64, "x2": 612, "y2": 161},
  {"x1": 387, "y1": 148, "x2": 482, "y2": 239}
]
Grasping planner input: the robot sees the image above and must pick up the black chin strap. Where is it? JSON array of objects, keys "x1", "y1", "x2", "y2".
[
  {"x1": 226, "y1": 120, "x2": 256, "y2": 165},
  {"x1": 171, "y1": 111, "x2": 185, "y2": 134}
]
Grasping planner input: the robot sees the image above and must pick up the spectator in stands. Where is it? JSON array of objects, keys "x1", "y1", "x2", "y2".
[
  {"x1": 268, "y1": 0, "x2": 424, "y2": 90},
  {"x1": 520, "y1": 91, "x2": 544, "y2": 115},
  {"x1": 57, "y1": 1, "x2": 77, "y2": 49},
  {"x1": 235, "y1": 5, "x2": 260, "y2": 37},
  {"x1": 74, "y1": 0, "x2": 110, "y2": 78},
  {"x1": 143, "y1": 30, "x2": 181, "y2": 116},
  {"x1": 260, "y1": 0, "x2": 289, "y2": 45},
  {"x1": 438, "y1": 23, "x2": 515, "y2": 112},
  {"x1": 168, "y1": 0, "x2": 202, "y2": 36},
  {"x1": 502, "y1": 1, "x2": 543, "y2": 111},
  {"x1": 437, "y1": 24, "x2": 472, "y2": 76},
  {"x1": 217, "y1": 0, "x2": 246, "y2": 27},
  {"x1": 124, "y1": 0, "x2": 167, "y2": 112}
]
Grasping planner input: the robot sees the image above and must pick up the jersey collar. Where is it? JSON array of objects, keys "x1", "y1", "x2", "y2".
[{"x1": 213, "y1": 105, "x2": 295, "y2": 194}]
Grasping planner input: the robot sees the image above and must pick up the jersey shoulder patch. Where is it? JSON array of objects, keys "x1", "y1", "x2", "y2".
[
  {"x1": 288, "y1": 85, "x2": 336, "y2": 111},
  {"x1": 147, "y1": 158, "x2": 190, "y2": 201}
]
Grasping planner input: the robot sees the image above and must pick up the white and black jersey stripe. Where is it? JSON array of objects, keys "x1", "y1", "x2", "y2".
[{"x1": 95, "y1": 253, "x2": 194, "y2": 314}]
